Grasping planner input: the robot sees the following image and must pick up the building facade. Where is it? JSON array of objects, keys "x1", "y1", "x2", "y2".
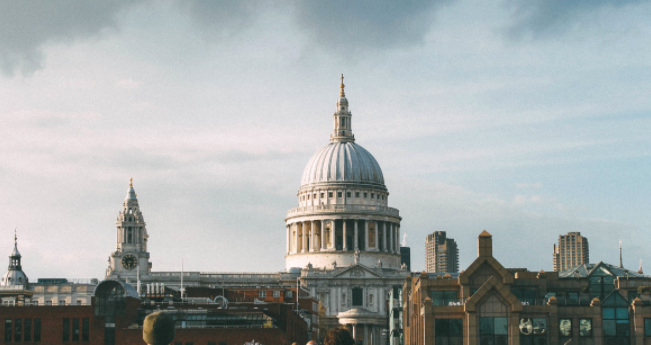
[
  {"x1": 426, "y1": 231, "x2": 459, "y2": 273},
  {"x1": 553, "y1": 232, "x2": 589, "y2": 272},
  {"x1": 403, "y1": 231, "x2": 651, "y2": 345}
]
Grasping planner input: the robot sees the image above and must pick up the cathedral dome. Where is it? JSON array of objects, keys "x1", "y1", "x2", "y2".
[{"x1": 300, "y1": 141, "x2": 385, "y2": 187}]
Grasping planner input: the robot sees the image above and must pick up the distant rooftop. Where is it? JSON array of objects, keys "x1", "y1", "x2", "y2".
[{"x1": 559, "y1": 262, "x2": 650, "y2": 279}]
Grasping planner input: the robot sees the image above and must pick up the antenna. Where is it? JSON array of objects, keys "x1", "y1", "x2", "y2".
[
  {"x1": 401, "y1": 233, "x2": 407, "y2": 247},
  {"x1": 619, "y1": 241, "x2": 623, "y2": 268},
  {"x1": 180, "y1": 259, "x2": 185, "y2": 301}
]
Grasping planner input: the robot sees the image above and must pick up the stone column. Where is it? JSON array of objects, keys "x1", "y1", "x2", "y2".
[
  {"x1": 321, "y1": 220, "x2": 325, "y2": 250},
  {"x1": 383, "y1": 222, "x2": 388, "y2": 252},
  {"x1": 396, "y1": 224, "x2": 400, "y2": 254},
  {"x1": 364, "y1": 324, "x2": 368, "y2": 345},
  {"x1": 310, "y1": 220, "x2": 316, "y2": 251},
  {"x1": 286, "y1": 225, "x2": 290, "y2": 254},
  {"x1": 330, "y1": 220, "x2": 335, "y2": 250},
  {"x1": 364, "y1": 221, "x2": 369, "y2": 251},
  {"x1": 353, "y1": 324, "x2": 357, "y2": 342},
  {"x1": 301, "y1": 222, "x2": 307, "y2": 253},
  {"x1": 343, "y1": 219, "x2": 348, "y2": 251},
  {"x1": 390, "y1": 223, "x2": 395, "y2": 253},
  {"x1": 354, "y1": 220, "x2": 359, "y2": 250}
]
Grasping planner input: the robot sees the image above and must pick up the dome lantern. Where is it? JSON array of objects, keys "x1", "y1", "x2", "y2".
[{"x1": 330, "y1": 74, "x2": 355, "y2": 143}]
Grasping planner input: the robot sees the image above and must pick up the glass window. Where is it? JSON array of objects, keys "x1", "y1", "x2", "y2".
[
  {"x1": 520, "y1": 318, "x2": 546, "y2": 345},
  {"x1": 364, "y1": 193, "x2": 367, "y2": 198},
  {"x1": 273, "y1": 290, "x2": 280, "y2": 298},
  {"x1": 645, "y1": 319, "x2": 651, "y2": 336},
  {"x1": 347, "y1": 192, "x2": 351, "y2": 197},
  {"x1": 431, "y1": 291, "x2": 457, "y2": 306},
  {"x1": 73, "y1": 318, "x2": 80, "y2": 341},
  {"x1": 24, "y1": 318, "x2": 31, "y2": 342},
  {"x1": 480, "y1": 317, "x2": 508, "y2": 345},
  {"x1": 436, "y1": 319, "x2": 463, "y2": 345},
  {"x1": 14, "y1": 319, "x2": 21, "y2": 342},
  {"x1": 258, "y1": 291, "x2": 266, "y2": 298},
  {"x1": 4, "y1": 319, "x2": 10, "y2": 342},
  {"x1": 63, "y1": 318, "x2": 70, "y2": 341},
  {"x1": 34, "y1": 319, "x2": 41, "y2": 341},
  {"x1": 338, "y1": 192, "x2": 342, "y2": 197},
  {"x1": 355, "y1": 192, "x2": 360, "y2": 197},
  {"x1": 82, "y1": 318, "x2": 89, "y2": 341},
  {"x1": 286, "y1": 291, "x2": 293, "y2": 298},
  {"x1": 352, "y1": 288, "x2": 364, "y2": 306},
  {"x1": 559, "y1": 319, "x2": 571, "y2": 337},
  {"x1": 328, "y1": 192, "x2": 333, "y2": 198},
  {"x1": 567, "y1": 292, "x2": 579, "y2": 304}
]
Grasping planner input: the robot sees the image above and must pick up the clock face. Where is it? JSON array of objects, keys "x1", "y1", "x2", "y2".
[{"x1": 121, "y1": 254, "x2": 137, "y2": 270}]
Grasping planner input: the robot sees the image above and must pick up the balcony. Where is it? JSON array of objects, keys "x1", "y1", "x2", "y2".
[{"x1": 287, "y1": 204, "x2": 400, "y2": 218}]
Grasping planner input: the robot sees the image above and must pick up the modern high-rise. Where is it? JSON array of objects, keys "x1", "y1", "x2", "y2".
[
  {"x1": 425, "y1": 231, "x2": 459, "y2": 273},
  {"x1": 553, "y1": 232, "x2": 589, "y2": 272}
]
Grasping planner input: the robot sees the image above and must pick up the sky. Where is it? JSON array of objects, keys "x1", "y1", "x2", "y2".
[{"x1": 1, "y1": 0, "x2": 651, "y2": 279}]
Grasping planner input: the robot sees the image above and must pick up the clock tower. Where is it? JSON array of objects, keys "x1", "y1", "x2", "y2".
[{"x1": 106, "y1": 179, "x2": 151, "y2": 283}]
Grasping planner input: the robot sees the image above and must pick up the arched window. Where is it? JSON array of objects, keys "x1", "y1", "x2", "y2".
[
  {"x1": 127, "y1": 228, "x2": 133, "y2": 243},
  {"x1": 94, "y1": 281, "x2": 127, "y2": 317}
]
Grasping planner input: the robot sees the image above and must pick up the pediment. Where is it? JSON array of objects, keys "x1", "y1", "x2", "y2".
[
  {"x1": 332, "y1": 265, "x2": 384, "y2": 278},
  {"x1": 459, "y1": 257, "x2": 513, "y2": 285}
]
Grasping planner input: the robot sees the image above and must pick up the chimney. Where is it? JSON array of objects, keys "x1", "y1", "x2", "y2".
[{"x1": 478, "y1": 230, "x2": 493, "y2": 257}]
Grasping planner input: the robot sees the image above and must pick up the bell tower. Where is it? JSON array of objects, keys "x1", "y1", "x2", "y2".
[{"x1": 106, "y1": 179, "x2": 151, "y2": 282}]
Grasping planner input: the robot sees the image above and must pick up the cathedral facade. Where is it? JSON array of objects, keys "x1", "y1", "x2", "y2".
[{"x1": 97, "y1": 77, "x2": 407, "y2": 345}]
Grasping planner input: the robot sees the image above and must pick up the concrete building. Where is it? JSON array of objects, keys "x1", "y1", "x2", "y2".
[
  {"x1": 426, "y1": 231, "x2": 459, "y2": 273},
  {"x1": 553, "y1": 232, "x2": 589, "y2": 272},
  {"x1": 403, "y1": 231, "x2": 651, "y2": 345}
]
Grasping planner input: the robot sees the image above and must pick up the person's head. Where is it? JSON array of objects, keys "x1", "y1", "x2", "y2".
[
  {"x1": 143, "y1": 311, "x2": 176, "y2": 345},
  {"x1": 324, "y1": 327, "x2": 355, "y2": 345}
]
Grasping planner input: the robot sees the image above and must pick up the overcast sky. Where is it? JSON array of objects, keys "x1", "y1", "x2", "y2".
[{"x1": 1, "y1": 0, "x2": 651, "y2": 279}]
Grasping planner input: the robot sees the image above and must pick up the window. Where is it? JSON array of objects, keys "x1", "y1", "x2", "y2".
[
  {"x1": 371, "y1": 193, "x2": 374, "y2": 198},
  {"x1": 567, "y1": 292, "x2": 579, "y2": 305},
  {"x1": 338, "y1": 192, "x2": 342, "y2": 197},
  {"x1": 347, "y1": 192, "x2": 351, "y2": 197},
  {"x1": 5, "y1": 319, "x2": 11, "y2": 341},
  {"x1": 273, "y1": 291, "x2": 280, "y2": 298},
  {"x1": 307, "y1": 194, "x2": 310, "y2": 200},
  {"x1": 435, "y1": 319, "x2": 463, "y2": 345},
  {"x1": 14, "y1": 318, "x2": 21, "y2": 342},
  {"x1": 355, "y1": 192, "x2": 360, "y2": 197},
  {"x1": 286, "y1": 291, "x2": 293, "y2": 298},
  {"x1": 63, "y1": 318, "x2": 70, "y2": 341},
  {"x1": 34, "y1": 319, "x2": 41, "y2": 341},
  {"x1": 589, "y1": 267, "x2": 615, "y2": 299},
  {"x1": 431, "y1": 291, "x2": 457, "y2": 306},
  {"x1": 342, "y1": 293, "x2": 346, "y2": 307},
  {"x1": 364, "y1": 193, "x2": 368, "y2": 198},
  {"x1": 645, "y1": 319, "x2": 651, "y2": 336},
  {"x1": 579, "y1": 319, "x2": 592, "y2": 337},
  {"x1": 352, "y1": 288, "x2": 364, "y2": 306},
  {"x1": 259, "y1": 291, "x2": 266, "y2": 298},
  {"x1": 602, "y1": 292, "x2": 629, "y2": 343},
  {"x1": 559, "y1": 319, "x2": 571, "y2": 337},
  {"x1": 369, "y1": 294, "x2": 374, "y2": 306},
  {"x1": 512, "y1": 289, "x2": 536, "y2": 305},
  {"x1": 519, "y1": 318, "x2": 546, "y2": 345},
  {"x1": 480, "y1": 317, "x2": 507, "y2": 345},
  {"x1": 320, "y1": 193, "x2": 324, "y2": 198},
  {"x1": 341, "y1": 118, "x2": 346, "y2": 127},
  {"x1": 329, "y1": 192, "x2": 333, "y2": 198},
  {"x1": 46, "y1": 300, "x2": 52, "y2": 306},
  {"x1": 60, "y1": 299, "x2": 66, "y2": 305},
  {"x1": 73, "y1": 318, "x2": 80, "y2": 341},
  {"x1": 82, "y1": 318, "x2": 89, "y2": 341},
  {"x1": 77, "y1": 299, "x2": 83, "y2": 305},
  {"x1": 24, "y1": 319, "x2": 31, "y2": 342}
]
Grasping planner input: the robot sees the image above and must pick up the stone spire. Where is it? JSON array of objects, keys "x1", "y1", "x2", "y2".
[{"x1": 330, "y1": 74, "x2": 355, "y2": 143}]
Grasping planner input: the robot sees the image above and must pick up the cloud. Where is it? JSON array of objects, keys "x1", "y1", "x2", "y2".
[
  {"x1": 0, "y1": 0, "x2": 144, "y2": 76},
  {"x1": 503, "y1": 0, "x2": 648, "y2": 40},
  {"x1": 292, "y1": 0, "x2": 455, "y2": 53}
]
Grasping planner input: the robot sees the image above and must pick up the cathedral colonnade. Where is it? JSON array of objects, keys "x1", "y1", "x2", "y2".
[{"x1": 286, "y1": 219, "x2": 400, "y2": 254}]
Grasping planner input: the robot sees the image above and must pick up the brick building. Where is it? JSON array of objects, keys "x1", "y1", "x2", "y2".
[
  {"x1": 402, "y1": 231, "x2": 651, "y2": 345},
  {"x1": 0, "y1": 279, "x2": 313, "y2": 345}
]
